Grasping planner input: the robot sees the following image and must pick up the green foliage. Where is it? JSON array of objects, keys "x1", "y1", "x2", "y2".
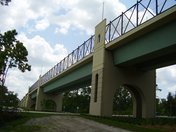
[
  {"x1": 0, "y1": 111, "x2": 21, "y2": 127},
  {"x1": 0, "y1": 0, "x2": 11, "y2": 5},
  {"x1": 0, "y1": 29, "x2": 31, "y2": 86},
  {"x1": 0, "y1": 85, "x2": 19, "y2": 111},
  {"x1": 41, "y1": 99, "x2": 56, "y2": 112},
  {"x1": 0, "y1": 85, "x2": 20, "y2": 129},
  {"x1": 0, "y1": 85, "x2": 8, "y2": 110},
  {"x1": 113, "y1": 87, "x2": 133, "y2": 115},
  {"x1": 62, "y1": 87, "x2": 91, "y2": 113},
  {"x1": 156, "y1": 92, "x2": 176, "y2": 116}
]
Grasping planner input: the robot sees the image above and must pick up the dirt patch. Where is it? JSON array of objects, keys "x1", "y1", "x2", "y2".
[{"x1": 25, "y1": 115, "x2": 131, "y2": 132}]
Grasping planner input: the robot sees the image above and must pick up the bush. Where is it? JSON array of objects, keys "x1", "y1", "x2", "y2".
[{"x1": 0, "y1": 111, "x2": 22, "y2": 127}]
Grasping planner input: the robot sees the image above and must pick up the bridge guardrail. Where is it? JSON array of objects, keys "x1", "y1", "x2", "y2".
[
  {"x1": 29, "y1": 35, "x2": 95, "y2": 92},
  {"x1": 105, "y1": 0, "x2": 176, "y2": 43}
]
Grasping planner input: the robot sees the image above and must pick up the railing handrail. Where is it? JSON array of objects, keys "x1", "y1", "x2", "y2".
[{"x1": 105, "y1": 0, "x2": 176, "y2": 43}]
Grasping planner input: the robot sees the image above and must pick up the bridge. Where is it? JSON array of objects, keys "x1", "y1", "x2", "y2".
[{"x1": 20, "y1": 0, "x2": 176, "y2": 118}]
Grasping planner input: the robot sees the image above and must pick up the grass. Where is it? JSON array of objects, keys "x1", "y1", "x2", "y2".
[
  {"x1": 0, "y1": 112, "x2": 175, "y2": 132},
  {"x1": 80, "y1": 114, "x2": 176, "y2": 132},
  {"x1": 0, "y1": 112, "x2": 52, "y2": 132}
]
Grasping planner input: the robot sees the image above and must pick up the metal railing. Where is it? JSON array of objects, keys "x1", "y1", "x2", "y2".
[
  {"x1": 105, "y1": 0, "x2": 176, "y2": 43},
  {"x1": 29, "y1": 35, "x2": 94, "y2": 92},
  {"x1": 29, "y1": 0, "x2": 176, "y2": 92}
]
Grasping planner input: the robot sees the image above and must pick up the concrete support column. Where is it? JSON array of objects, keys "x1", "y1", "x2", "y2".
[
  {"x1": 51, "y1": 93, "x2": 63, "y2": 112},
  {"x1": 25, "y1": 94, "x2": 30, "y2": 108},
  {"x1": 35, "y1": 85, "x2": 63, "y2": 111},
  {"x1": 26, "y1": 93, "x2": 34, "y2": 110},
  {"x1": 129, "y1": 70, "x2": 156, "y2": 118},
  {"x1": 89, "y1": 19, "x2": 118, "y2": 116},
  {"x1": 35, "y1": 87, "x2": 43, "y2": 111},
  {"x1": 33, "y1": 76, "x2": 63, "y2": 112},
  {"x1": 116, "y1": 69, "x2": 156, "y2": 118}
]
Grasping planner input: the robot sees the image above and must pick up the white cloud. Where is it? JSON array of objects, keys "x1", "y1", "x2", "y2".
[
  {"x1": 51, "y1": 0, "x2": 126, "y2": 35},
  {"x1": 157, "y1": 65, "x2": 176, "y2": 98},
  {"x1": 5, "y1": 34, "x2": 68, "y2": 99},
  {"x1": 35, "y1": 19, "x2": 50, "y2": 31},
  {"x1": 17, "y1": 33, "x2": 68, "y2": 70},
  {"x1": 0, "y1": 0, "x2": 127, "y2": 34},
  {"x1": 0, "y1": 0, "x2": 37, "y2": 31}
]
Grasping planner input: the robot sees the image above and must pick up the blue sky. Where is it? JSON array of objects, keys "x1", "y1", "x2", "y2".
[{"x1": 0, "y1": 0, "x2": 176, "y2": 99}]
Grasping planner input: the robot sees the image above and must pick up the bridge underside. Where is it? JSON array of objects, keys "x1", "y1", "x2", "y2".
[
  {"x1": 112, "y1": 20, "x2": 176, "y2": 70},
  {"x1": 31, "y1": 91, "x2": 37, "y2": 99},
  {"x1": 44, "y1": 76, "x2": 91, "y2": 94},
  {"x1": 43, "y1": 61, "x2": 92, "y2": 94}
]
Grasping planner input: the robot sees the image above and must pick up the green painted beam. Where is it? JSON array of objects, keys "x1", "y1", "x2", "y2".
[
  {"x1": 113, "y1": 20, "x2": 176, "y2": 69},
  {"x1": 31, "y1": 91, "x2": 37, "y2": 99},
  {"x1": 43, "y1": 62, "x2": 92, "y2": 93}
]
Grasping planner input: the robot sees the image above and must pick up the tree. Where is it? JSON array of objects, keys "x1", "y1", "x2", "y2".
[
  {"x1": 0, "y1": 85, "x2": 20, "y2": 126},
  {"x1": 0, "y1": 85, "x2": 8, "y2": 111},
  {"x1": 113, "y1": 86, "x2": 133, "y2": 115},
  {"x1": 62, "y1": 86, "x2": 91, "y2": 113},
  {"x1": 0, "y1": 85, "x2": 19, "y2": 111},
  {"x1": 166, "y1": 92, "x2": 176, "y2": 116},
  {"x1": 5, "y1": 91, "x2": 19, "y2": 108},
  {"x1": 0, "y1": 0, "x2": 11, "y2": 5},
  {"x1": 0, "y1": 30, "x2": 31, "y2": 86},
  {"x1": 156, "y1": 92, "x2": 176, "y2": 116}
]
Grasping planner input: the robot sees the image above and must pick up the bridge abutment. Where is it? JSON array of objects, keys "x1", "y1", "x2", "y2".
[{"x1": 89, "y1": 19, "x2": 156, "y2": 118}]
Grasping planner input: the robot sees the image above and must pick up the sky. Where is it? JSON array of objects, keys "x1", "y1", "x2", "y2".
[{"x1": 0, "y1": 0, "x2": 176, "y2": 100}]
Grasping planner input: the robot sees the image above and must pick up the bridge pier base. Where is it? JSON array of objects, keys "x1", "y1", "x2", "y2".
[
  {"x1": 115, "y1": 69, "x2": 156, "y2": 118},
  {"x1": 26, "y1": 93, "x2": 36, "y2": 110},
  {"x1": 89, "y1": 19, "x2": 117, "y2": 117},
  {"x1": 89, "y1": 19, "x2": 156, "y2": 118},
  {"x1": 35, "y1": 87, "x2": 63, "y2": 112}
]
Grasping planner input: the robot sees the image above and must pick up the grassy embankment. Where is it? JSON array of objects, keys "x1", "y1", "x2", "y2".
[{"x1": 81, "y1": 114, "x2": 176, "y2": 132}]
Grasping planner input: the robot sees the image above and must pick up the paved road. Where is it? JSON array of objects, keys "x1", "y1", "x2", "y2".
[{"x1": 26, "y1": 115, "x2": 131, "y2": 132}]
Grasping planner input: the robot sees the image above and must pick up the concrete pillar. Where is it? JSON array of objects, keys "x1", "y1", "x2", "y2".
[
  {"x1": 35, "y1": 86, "x2": 43, "y2": 111},
  {"x1": 53, "y1": 93, "x2": 63, "y2": 112},
  {"x1": 121, "y1": 70, "x2": 156, "y2": 118},
  {"x1": 35, "y1": 87, "x2": 63, "y2": 112},
  {"x1": 89, "y1": 19, "x2": 156, "y2": 118},
  {"x1": 33, "y1": 75, "x2": 63, "y2": 112},
  {"x1": 116, "y1": 69, "x2": 156, "y2": 118},
  {"x1": 26, "y1": 93, "x2": 35, "y2": 110},
  {"x1": 25, "y1": 94, "x2": 30, "y2": 108},
  {"x1": 89, "y1": 19, "x2": 118, "y2": 116}
]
